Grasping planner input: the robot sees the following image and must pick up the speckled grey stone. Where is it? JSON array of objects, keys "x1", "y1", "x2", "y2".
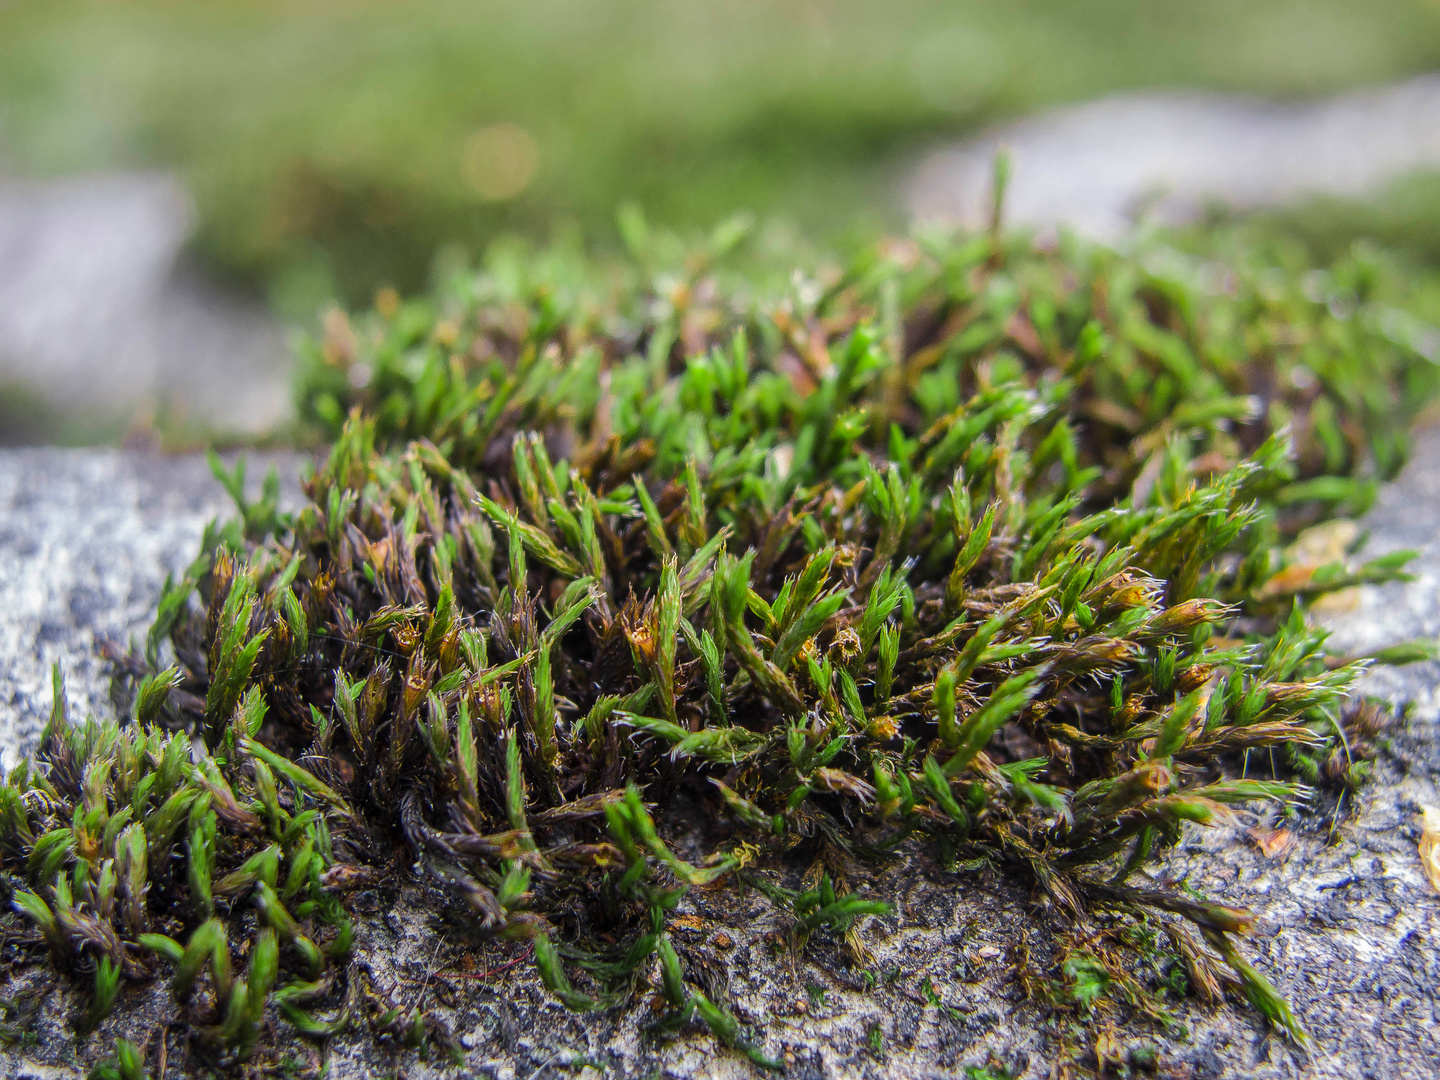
[
  {"x1": 0, "y1": 448, "x2": 301, "y2": 770},
  {"x1": 0, "y1": 441, "x2": 1438, "y2": 1080},
  {"x1": 1319, "y1": 425, "x2": 1440, "y2": 723}
]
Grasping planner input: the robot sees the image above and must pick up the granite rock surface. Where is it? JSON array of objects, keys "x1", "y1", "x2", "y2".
[
  {"x1": 0, "y1": 441, "x2": 1436, "y2": 1079},
  {"x1": 0, "y1": 448, "x2": 301, "y2": 771}
]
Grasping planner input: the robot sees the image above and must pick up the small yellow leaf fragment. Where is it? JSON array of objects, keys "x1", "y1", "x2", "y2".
[
  {"x1": 1418, "y1": 805, "x2": 1440, "y2": 894},
  {"x1": 1259, "y1": 519, "x2": 1362, "y2": 601},
  {"x1": 1094, "y1": 1031, "x2": 1124, "y2": 1073},
  {"x1": 1290, "y1": 519, "x2": 1360, "y2": 566},
  {"x1": 1310, "y1": 587, "x2": 1361, "y2": 615},
  {"x1": 1247, "y1": 826, "x2": 1295, "y2": 859}
]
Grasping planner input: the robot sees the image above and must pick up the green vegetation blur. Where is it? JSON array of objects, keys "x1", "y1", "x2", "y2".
[{"x1": 4, "y1": 0, "x2": 1440, "y2": 310}]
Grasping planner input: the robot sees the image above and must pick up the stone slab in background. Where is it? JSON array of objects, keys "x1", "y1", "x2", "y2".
[
  {"x1": 0, "y1": 439, "x2": 1437, "y2": 1078},
  {"x1": 907, "y1": 74, "x2": 1440, "y2": 240},
  {"x1": 0, "y1": 173, "x2": 290, "y2": 440}
]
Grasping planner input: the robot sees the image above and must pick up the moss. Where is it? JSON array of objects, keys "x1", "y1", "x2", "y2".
[{"x1": 4, "y1": 214, "x2": 1440, "y2": 1070}]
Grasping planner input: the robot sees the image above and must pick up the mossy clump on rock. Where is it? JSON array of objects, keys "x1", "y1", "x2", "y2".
[{"x1": 3, "y1": 219, "x2": 1438, "y2": 1071}]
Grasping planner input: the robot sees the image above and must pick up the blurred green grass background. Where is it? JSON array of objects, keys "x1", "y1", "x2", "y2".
[{"x1": 5, "y1": 0, "x2": 1440, "y2": 311}]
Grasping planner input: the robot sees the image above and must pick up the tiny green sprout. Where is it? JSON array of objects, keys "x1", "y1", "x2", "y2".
[
  {"x1": 1206, "y1": 930, "x2": 1314, "y2": 1049},
  {"x1": 1128, "y1": 1042, "x2": 1161, "y2": 1072},
  {"x1": 1061, "y1": 954, "x2": 1111, "y2": 1011},
  {"x1": 170, "y1": 919, "x2": 231, "y2": 1003},
  {"x1": 12, "y1": 890, "x2": 65, "y2": 960},
  {"x1": 88, "y1": 1037, "x2": 148, "y2": 1080},
  {"x1": 963, "y1": 1064, "x2": 1016, "y2": 1080},
  {"x1": 1362, "y1": 639, "x2": 1440, "y2": 666},
  {"x1": 81, "y1": 956, "x2": 121, "y2": 1032},
  {"x1": 132, "y1": 668, "x2": 181, "y2": 727},
  {"x1": 920, "y1": 975, "x2": 968, "y2": 1024},
  {"x1": 690, "y1": 992, "x2": 781, "y2": 1071},
  {"x1": 533, "y1": 935, "x2": 606, "y2": 1013},
  {"x1": 866, "y1": 1021, "x2": 884, "y2": 1056}
]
